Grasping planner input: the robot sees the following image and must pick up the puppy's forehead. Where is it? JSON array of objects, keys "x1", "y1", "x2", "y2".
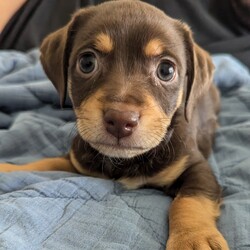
[{"x1": 73, "y1": 0, "x2": 184, "y2": 57}]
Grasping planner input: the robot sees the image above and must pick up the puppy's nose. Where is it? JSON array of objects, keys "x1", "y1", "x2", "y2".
[{"x1": 104, "y1": 109, "x2": 139, "y2": 139}]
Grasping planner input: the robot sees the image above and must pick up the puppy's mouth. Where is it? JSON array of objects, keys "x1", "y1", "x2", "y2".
[
  {"x1": 90, "y1": 141, "x2": 147, "y2": 150},
  {"x1": 87, "y1": 128, "x2": 174, "y2": 159},
  {"x1": 89, "y1": 141, "x2": 150, "y2": 159}
]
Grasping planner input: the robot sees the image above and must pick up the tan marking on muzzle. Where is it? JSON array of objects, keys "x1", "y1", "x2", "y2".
[{"x1": 74, "y1": 88, "x2": 172, "y2": 158}]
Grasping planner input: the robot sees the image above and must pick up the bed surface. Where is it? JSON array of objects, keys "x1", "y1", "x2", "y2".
[{"x1": 0, "y1": 50, "x2": 250, "y2": 249}]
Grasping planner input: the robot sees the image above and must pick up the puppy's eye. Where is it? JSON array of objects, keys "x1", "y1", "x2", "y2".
[
  {"x1": 79, "y1": 52, "x2": 97, "y2": 74},
  {"x1": 157, "y1": 61, "x2": 175, "y2": 81}
]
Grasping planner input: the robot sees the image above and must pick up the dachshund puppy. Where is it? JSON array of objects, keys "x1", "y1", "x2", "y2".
[{"x1": 0, "y1": 1, "x2": 229, "y2": 249}]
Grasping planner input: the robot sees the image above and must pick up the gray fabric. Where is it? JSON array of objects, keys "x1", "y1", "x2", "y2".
[{"x1": 0, "y1": 50, "x2": 250, "y2": 249}]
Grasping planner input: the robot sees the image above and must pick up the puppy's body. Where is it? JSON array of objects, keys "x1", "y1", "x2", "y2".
[{"x1": 0, "y1": 1, "x2": 228, "y2": 249}]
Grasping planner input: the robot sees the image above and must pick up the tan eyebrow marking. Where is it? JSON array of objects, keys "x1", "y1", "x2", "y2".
[
  {"x1": 144, "y1": 38, "x2": 164, "y2": 57},
  {"x1": 94, "y1": 32, "x2": 113, "y2": 53}
]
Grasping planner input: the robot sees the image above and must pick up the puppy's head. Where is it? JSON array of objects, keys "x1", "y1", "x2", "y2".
[{"x1": 40, "y1": 0, "x2": 214, "y2": 159}]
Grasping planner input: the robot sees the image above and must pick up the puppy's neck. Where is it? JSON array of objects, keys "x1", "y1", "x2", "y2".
[{"x1": 71, "y1": 111, "x2": 183, "y2": 179}]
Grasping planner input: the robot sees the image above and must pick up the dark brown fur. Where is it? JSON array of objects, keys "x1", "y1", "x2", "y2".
[{"x1": 0, "y1": 1, "x2": 229, "y2": 249}]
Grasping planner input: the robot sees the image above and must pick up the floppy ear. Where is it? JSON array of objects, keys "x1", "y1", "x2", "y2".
[
  {"x1": 182, "y1": 24, "x2": 215, "y2": 121},
  {"x1": 40, "y1": 8, "x2": 93, "y2": 107}
]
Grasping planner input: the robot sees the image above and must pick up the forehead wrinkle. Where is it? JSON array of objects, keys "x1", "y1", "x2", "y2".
[{"x1": 94, "y1": 32, "x2": 114, "y2": 53}]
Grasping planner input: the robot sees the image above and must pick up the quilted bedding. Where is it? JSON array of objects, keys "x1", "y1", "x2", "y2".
[{"x1": 0, "y1": 49, "x2": 250, "y2": 250}]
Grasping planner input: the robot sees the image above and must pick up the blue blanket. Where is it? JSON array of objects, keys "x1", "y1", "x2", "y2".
[{"x1": 0, "y1": 50, "x2": 250, "y2": 250}]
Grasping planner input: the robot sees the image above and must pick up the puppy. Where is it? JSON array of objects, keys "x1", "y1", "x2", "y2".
[{"x1": 0, "y1": 1, "x2": 229, "y2": 249}]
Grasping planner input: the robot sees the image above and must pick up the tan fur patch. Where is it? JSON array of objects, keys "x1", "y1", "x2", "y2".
[
  {"x1": 144, "y1": 38, "x2": 164, "y2": 57},
  {"x1": 74, "y1": 88, "x2": 104, "y2": 140},
  {"x1": 0, "y1": 157, "x2": 76, "y2": 172},
  {"x1": 167, "y1": 196, "x2": 229, "y2": 249},
  {"x1": 169, "y1": 196, "x2": 220, "y2": 230},
  {"x1": 148, "y1": 156, "x2": 188, "y2": 186},
  {"x1": 94, "y1": 32, "x2": 113, "y2": 53},
  {"x1": 119, "y1": 156, "x2": 188, "y2": 189}
]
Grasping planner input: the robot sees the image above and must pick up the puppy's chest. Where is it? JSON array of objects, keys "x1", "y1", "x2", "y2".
[
  {"x1": 118, "y1": 156, "x2": 188, "y2": 189},
  {"x1": 70, "y1": 135, "x2": 188, "y2": 189}
]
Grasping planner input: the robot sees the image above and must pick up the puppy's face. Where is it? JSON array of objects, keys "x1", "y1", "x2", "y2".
[
  {"x1": 40, "y1": 1, "x2": 213, "y2": 159},
  {"x1": 69, "y1": 1, "x2": 187, "y2": 158}
]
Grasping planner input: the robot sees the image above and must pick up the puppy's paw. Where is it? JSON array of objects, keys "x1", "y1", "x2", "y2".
[{"x1": 166, "y1": 227, "x2": 229, "y2": 250}]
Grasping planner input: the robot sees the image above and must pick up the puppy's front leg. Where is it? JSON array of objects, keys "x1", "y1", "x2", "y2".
[
  {"x1": 166, "y1": 161, "x2": 229, "y2": 250},
  {"x1": 0, "y1": 157, "x2": 77, "y2": 173}
]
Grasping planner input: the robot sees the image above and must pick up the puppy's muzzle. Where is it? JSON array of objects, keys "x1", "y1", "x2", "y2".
[{"x1": 104, "y1": 109, "x2": 139, "y2": 139}]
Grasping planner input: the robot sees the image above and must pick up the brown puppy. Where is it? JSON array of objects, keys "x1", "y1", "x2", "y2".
[{"x1": 0, "y1": 1, "x2": 229, "y2": 249}]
